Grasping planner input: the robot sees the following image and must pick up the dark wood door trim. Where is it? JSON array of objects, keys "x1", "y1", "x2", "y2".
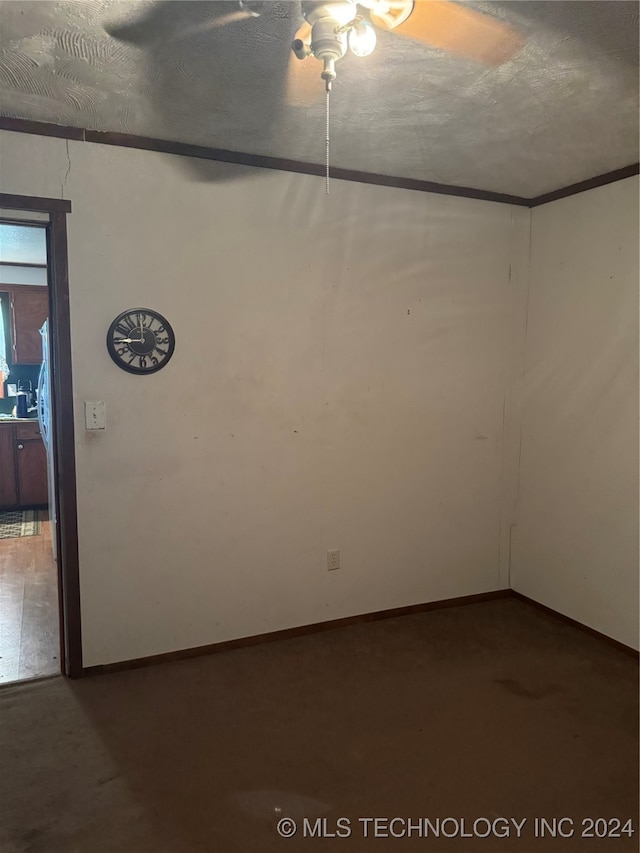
[
  {"x1": 0, "y1": 194, "x2": 82, "y2": 678},
  {"x1": 0, "y1": 191, "x2": 71, "y2": 214},
  {"x1": 47, "y1": 211, "x2": 83, "y2": 678},
  {"x1": 0, "y1": 261, "x2": 48, "y2": 269}
]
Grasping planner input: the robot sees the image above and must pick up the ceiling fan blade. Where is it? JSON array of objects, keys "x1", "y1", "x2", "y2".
[
  {"x1": 371, "y1": 0, "x2": 525, "y2": 66},
  {"x1": 286, "y1": 22, "x2": 325, "y2": 106},
  {"x1": 180, "y1": 9, "x2": 257, "y2": 36},
  {"x1": 106, "y1": 2, "x2": 257, "y2": 46}
]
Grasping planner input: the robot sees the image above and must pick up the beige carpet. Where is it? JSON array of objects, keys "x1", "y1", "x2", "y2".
[{"x1": 0, "y1": 597, "x2": 637, "y2": 852}]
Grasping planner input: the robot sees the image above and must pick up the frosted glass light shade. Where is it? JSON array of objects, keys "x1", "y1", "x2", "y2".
[{"x1": 349, "y1": 20, "x2": 377, "y2": 57}]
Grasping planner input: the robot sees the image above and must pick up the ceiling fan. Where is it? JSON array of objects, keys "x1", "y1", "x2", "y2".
[
  {"x1": 108, "y1": 1, "x2": 525, "y2": 104},
  {"x1": 105, "y1": 1, "x2": 524, "y2": 184},
  {"x1": 289, "y1": 0, "x2": 525, "y2": 96}
]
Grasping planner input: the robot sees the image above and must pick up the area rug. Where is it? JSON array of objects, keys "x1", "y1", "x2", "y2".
[{"x1": 0, "y1": 510, "x2": 41, "y2": 539}]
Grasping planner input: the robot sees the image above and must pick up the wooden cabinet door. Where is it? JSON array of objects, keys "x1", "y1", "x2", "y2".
[
  {"x1": 16, "y1": 438, "x2": 48, "y2": 506},
  {"x1": 11, "y1": 287, "x2": 48, "y2": 364},
  {"x1": 0, "y1": 427, "x2": 18, "y2": 508}
]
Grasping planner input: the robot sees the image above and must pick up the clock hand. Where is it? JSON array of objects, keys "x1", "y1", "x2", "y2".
[{"x1": 114, "y1": 337, "x2": 144, "y2": 344}]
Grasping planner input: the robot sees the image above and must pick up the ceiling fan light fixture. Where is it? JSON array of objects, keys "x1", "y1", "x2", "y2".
[
  {"x1": 348, "y1": 18, "x2": 377, "y2": 56},
  {"x1": 367, "y1": 0, "x2": 414, "y2": 31},
  {"x1": 292, "y1": 37, "x2": 311, "y2": 60},
  {"x1": 309, "y1": 17, "x2": 348, "y2": 89}
]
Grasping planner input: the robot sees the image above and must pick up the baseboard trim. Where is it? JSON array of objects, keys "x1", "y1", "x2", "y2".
[
  {"x1": 81, "y1": 589, "x2": 510, "y2": 676},
  {"x1": 511, "y1": 591, "x2": 639, "y2": 659},
  {"x1": 80, "y1": 588, "x2": 638, "y2": 677}
]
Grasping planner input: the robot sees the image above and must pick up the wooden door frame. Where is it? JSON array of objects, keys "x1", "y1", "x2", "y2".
[{"x1": 0, "y1": 192, "x2": 82, "y2": 678}]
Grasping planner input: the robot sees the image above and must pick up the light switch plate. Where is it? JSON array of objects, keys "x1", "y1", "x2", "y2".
[{"x1": 85, "y1": 401, "x2": 106, "y2": 430}]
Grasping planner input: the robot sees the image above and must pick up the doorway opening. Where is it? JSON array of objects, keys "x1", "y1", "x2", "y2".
[
  {"x1": 0, "y1": 221, "x2": 57, "y2": 683},
  {"x1": 0, "y1": 194, "x2": 81, "y2": 681}
]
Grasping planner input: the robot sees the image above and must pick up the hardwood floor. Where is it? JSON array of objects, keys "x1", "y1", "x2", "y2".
[{"x1": 0, "y1": 512, "x2": 60, "y2": 684}]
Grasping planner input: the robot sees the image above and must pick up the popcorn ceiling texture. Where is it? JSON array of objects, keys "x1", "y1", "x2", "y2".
[{"x1": 0, "y1": 0, "x2": 637, "y2": 196}]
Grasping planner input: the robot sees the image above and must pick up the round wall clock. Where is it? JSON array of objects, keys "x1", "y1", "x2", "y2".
[{"x1": 106, "y1": 308, "x2": 175, "y2": 374}]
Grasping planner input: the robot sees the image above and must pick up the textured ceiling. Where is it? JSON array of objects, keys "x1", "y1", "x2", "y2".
[{"x1": 0, "y1": 0, "x2": 638, "y2": 196}]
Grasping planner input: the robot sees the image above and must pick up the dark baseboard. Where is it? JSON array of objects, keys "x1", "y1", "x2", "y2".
[
  {"x1": 81, "y1": 588, "x2": 639, "y2": 677},
  {"x1": 81, "y1": 589, "x2": 511, "y2": 676},
  {"x1": 3, "y1": 115, "x2": 636, "y2": 208},
  {"x1": 511, "y1": 591, "x2": 639, "y2": 659}
]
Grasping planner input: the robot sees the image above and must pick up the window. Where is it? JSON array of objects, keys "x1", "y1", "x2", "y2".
[{"x1": 0, "y1": 223, "x2": 47, "y2": 286}]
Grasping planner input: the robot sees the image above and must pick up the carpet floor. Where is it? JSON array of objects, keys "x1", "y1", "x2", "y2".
[{"x1": 0, "y1": 597, "x2": 637, "y2": 853}]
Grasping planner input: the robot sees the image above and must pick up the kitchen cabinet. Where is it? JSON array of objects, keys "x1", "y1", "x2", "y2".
[
  {"x1": 9, "y1": 286, "x2": 49, "y2": 364},
  {"x1": 0, "y1": 427, "x2": 18, "y2": 507},
  {"x1": 16, "y1": 423, "x2": 48, "y2": 506},
  {"x1": 0, "y1": 422, "x2": 47, "y2": 509}
]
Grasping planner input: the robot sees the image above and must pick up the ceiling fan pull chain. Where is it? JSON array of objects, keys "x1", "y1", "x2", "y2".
[{"x1": 325, "y1": 88, "x2": 330, "y2": 195}]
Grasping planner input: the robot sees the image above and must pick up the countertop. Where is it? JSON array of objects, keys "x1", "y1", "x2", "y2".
[{"x1": 0, "y1": 417, "x2": 39, "y2": 425}]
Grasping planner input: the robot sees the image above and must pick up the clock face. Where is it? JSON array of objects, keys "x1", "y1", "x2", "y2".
[{"x1": 106, "y1": 308, "x2": 175, "y2": 374}]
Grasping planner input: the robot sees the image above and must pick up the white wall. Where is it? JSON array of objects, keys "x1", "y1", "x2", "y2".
[
  {"x1": 0, "y1": 130, "x2": 528, "y2": 665},
  {"x1": 512, "y1": 177, "x2": 639, "y2": 650}
]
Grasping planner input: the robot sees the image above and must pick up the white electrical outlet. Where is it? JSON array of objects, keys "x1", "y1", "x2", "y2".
[{"x1": 327, "y1": 549, "x2": 340, "y2": 571}]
